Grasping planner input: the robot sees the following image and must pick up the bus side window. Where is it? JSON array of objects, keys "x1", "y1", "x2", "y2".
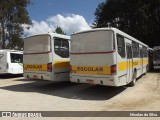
[
  {"x1": 10, "y1": 53, "x2": 23, "y2": 63},
  {"x1": 142, "y1": 46, "x2": 148, "y2": 58},
  {"x1": 117, "y1": 35, "x2": 125, "y2": 58},
  {"x1": 54, "y1": 38, "x2": 69, "y2": 58},
  {"x1": 54, "y1": 39, "x2": 61, "y2": 56},
  {"x1": 132, "y1": 42, "x2": 139, "y2": 58},
  {"x1": 140, "y1": 49, "x2": 143, "y2": 58}
]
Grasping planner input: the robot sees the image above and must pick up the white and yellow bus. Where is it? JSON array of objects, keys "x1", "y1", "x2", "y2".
[
  {"x1": 153, "y1": 46, "x2": 160, "y2": 69},
  {"x1": 70, "y1": 28, "x2": 149, "y2": 86},
  {"x1": 23, "y1": 33, "x2": 70, "y2": 81}
]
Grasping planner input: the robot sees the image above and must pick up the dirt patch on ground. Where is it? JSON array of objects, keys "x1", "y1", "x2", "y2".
[{"x1": 100, "y1": 73, "x2": 160, "y2": 111}]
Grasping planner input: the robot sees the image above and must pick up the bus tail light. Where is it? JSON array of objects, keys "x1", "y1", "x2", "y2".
[
  {"x1": 111, "y1": 64, "x2": 117, "y2": 74},
  {"x1": 47, "y1": 63, "x2": 52, "y2": 72}
]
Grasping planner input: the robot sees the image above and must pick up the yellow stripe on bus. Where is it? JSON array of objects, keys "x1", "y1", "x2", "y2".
[
  {"x1": 118, "y1": 61, "x2": 127, "y2": 71},
  {"x1": 143, "y1": 59, "x2": 148, "y2": 65},
  {"x1": 54, "y1": 60, "x2": 70, "y2": 69},
  {"x1": 24, "y1": 59, "x2": 148, "y2": 73},
  {"x1": 24, "y1": 60, "x2": 70, "y2": 71},
  {"x1": 71, "y1": 66, "x2": 111, "y2": 75},
  {"x1": 71, "y1": 59, "x2": 148, "y2": 75},
  {"x1": 118, "y1": 58, "x2": 148, "y2": 72}
]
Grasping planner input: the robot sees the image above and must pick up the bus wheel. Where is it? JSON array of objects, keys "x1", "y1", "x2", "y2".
[{"x1": 129, "y1": 71, "x2": 137, "y2": 86}]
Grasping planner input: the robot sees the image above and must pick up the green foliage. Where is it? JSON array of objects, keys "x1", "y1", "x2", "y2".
[
  {"x1": 55, "y1": 26, "x2": 66, "y2": 35},
  {"x1": 0, "y1": 0, "x2": 31, "y2": 50},
  {"x1": 94, "y1": 0, "x2": 160, "y2": 47}
]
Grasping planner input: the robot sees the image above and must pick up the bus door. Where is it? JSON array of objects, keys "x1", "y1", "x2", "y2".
[
  {"x1": 140, "y1": 47, "x2": 143, "y2": 74},
  {"x1": 126, "y1": 44, "x2": 133, "y2": 82}
]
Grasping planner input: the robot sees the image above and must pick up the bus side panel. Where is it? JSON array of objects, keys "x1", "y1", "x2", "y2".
[
  {"x1": 116, "y1": 58, "x2": 128, "y2": 86},
  {"x1": 132, "y1": 58, "x2": 142, "y2": 78},
  {"x1": 115, "y1": 36, "x2": 130, "y2": 86},
  {"x1": 52, "y1": 38, "x2": 70, "y2": 81},
  {"x1": 143, "y1": 57, "x2": 148, "y2": 74},
  {"x1": 53, "y1": 58, "x2": 70, "y2": 81}
]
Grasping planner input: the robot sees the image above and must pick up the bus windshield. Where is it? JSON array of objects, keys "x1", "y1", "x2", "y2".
[
  {"x1": 10, "y1": 53, "x2": 23, "y2": 63},
  {"x1": 24, "y1": 35, "x2": 51, "y2": 54},
  {"x1": 71, "y1": 30, "x2": 114, "y2": 53}
]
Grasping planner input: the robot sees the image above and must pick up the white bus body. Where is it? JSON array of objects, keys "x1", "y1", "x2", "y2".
[
  {"x1": 153, "y1": 46, "x2": 160, "y2": 69},
  {"x1": 23, "y1": 33, "x2": 70, "y2": 81},
  {"x1": 0, "y1": 50, "x2": 23, "y2": 74},
  {"x1": 70, "y1": 28, "x2": 149, "y2": 87}
]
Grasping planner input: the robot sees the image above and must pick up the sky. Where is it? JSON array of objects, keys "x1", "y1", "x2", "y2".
[{"x1": 24, "y1": 0, "x2": 105, "y2": 36}]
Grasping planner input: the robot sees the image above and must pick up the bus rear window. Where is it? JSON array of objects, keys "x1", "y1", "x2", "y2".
[
  {"x1": 71, "y1": 31, "x2": 114, "y2": 53},
  {"x1": 24, "y1": 35, "x2": 51, "y2": 54},
  {"x1": 10, "y1": 53, "x2": 23, "y2": 63}
]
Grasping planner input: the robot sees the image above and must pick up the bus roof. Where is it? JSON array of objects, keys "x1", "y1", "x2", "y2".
[
  {"x1": 72, "y1": 27, "x2": 148, "y2": 47},
  {"x1": 149, "y1": 48, "x2": 153, "y2": 51},
  {"x1": 25, "y1": 33, "x2": 70, "y2": 40}
]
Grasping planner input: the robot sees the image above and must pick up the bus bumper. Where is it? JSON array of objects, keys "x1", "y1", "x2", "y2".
[
  {"x1": 24, "y1": 71, "x2": 70, "y2": 81},
  {"x1": 23, "y1": 72, "x2": 53, "y2": 81},
  {"x1": 70, "y1": 74, "x2": 116, "y2": 86}
]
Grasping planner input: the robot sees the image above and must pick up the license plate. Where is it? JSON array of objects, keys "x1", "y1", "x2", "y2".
[
  {"x1": 86, "y1": 79, "x2": 94, "y2": 84},
  {"x1": 33, "y1": 75, "x2": 38, "y2": 79}
]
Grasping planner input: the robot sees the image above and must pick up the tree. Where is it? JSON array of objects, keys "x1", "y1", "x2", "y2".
[
  {"x1": 55, "y1": 26, "x2": 66, "y2": 35},
  {"x1": 0, "y1": 0, "x2": 31, "y2": 50},
  {"x1": 94, "y1": 0, "x2": 160, "y2": 47}
]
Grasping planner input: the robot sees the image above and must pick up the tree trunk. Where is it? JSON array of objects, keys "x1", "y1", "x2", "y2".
[{"x1": 1, "y1": 14, "x2": 5, "y2": 49}]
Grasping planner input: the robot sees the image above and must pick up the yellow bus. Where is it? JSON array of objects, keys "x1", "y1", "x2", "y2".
[
  {"x1": 70, "y1": 28, "x2": 149, "y2": 86},
  {"x1": 23, "y1": 33, "x2": 70, "y2": 81}
]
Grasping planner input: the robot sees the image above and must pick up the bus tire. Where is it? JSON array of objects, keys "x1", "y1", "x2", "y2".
[{"x1": 129, "y1": 71, "x2": 137, "y2": 86}]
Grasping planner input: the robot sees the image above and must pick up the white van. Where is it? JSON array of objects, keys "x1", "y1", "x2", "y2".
[{"x1": 0, "y1": 49, "x2": 23, "y2": 74}]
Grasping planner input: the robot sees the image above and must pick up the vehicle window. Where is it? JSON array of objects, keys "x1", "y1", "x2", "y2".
[
  {"x1": 54, "y1": 38, "x2": 69, "y2": 58},
  {"x1": 117, "y1": 35, "x2": 125, "y2": 58},
  {"x1": 132, "y1": 42, "x2": 139, "y2": 58},
  {"x1": 71, "y1": 31, "x2": 114, "y2": 53},
  {"x1": 24, "y1": 35, "x2": 51, "y2": 54},
  {"x1": 143, "y1": 46, "x2": 148, "y2": 58},
  {"x1": 10, "y1": 53, "x2": 23, "y2": 63},
  {"x1": 127, "y1": 45, "x2": 132, "y2": 59},
  {"x1": 140, "y1": 49, "x2": 143, "y2": 58}
]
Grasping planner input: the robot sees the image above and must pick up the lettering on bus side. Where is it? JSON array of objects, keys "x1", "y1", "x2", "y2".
[
  {"x1": 77, "y1": 67, "x2": 103, "y2": 72},
  {"x1": 26, "y1": 65, "x2": 42, "y2": 69},
  {"x1": 133, "y1": 61, "x2": 138, "y2": 66}
]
